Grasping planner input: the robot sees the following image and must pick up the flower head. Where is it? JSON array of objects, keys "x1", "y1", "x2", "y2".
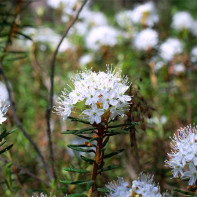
[
  {"x1": 132, "y1": 173, "x2": 162, "y2": 197},
  {"x1": 172, "y1": 11, "x2": 194, "y2": 31},
  {"x1": 159, "y1": 38, "x2": 183, "y2": 61},
  {"x1": 166, "y1": 125, "x2": 197, "y2": 185},
  {"x1": 85, "y1": 26, "x2": 119, "y2": 51},
  {"x1": 105, "y1": 177, "x2": 131, "y2": 197},
  {"x1": 131, "y1": 2, "x2": 159, "y2": 27},
  {"x1": 54, "y1": 67, "x2": 131, "y2": 124},
  {"x1": 0, "y1": 100, "x2": 9, "y2": 124},
  {"x1": 134, "y1": 28, "x2": 158, "y2": 51},
  {"x1": 106, "y1": 174, "x2": 163, "y2": 197}
]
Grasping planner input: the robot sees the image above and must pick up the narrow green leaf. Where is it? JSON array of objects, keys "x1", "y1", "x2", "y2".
[
  {"x1": 104, "y1": 149, "x2": 124, "y2": 159},
  {"x1": 68, "y1": 145, "x2": 95, "y2": 153},
  {"x1": 65, "y1": 194, "x2": 87, "y2": 197},
  {"x1": 60, "y1": 180, "x2": 89, "y2": 185},
  {"x1": 75, "y1": 134, "x2": 91, "y2": 140},
  {"x1": 173, "y1": 188, "x2": 195, "y2": 196},
  {"x1": 98, "y1": 165, "x2": 118, "y2": 173},
  {"x1": 80, "y1": 155, "x2": 95, "y2": 164},
  {"x1": 108, "y1": 122, "x2": 138, "y2": 128},
  {"x1": 15, "y1": 31, "x2": 32, "y2": 41},
  {"x1": 0, "y1": 144, "x2": 13, "y2": 155},
  {"x1": 86, "y1": 180, "x2": 95, "y2": 190},
  {"x1": 97, "y1": 188, "x2": 109, "y2": 193},
  {"x1": 64, "y1": 167, "x2": 89, "y2": 173},
  {"x1": 68, "y1": 116, "x2": 91, "y2": 125},
  {"x1": 103, "y1": 136, "x2": 110, "y2": 148}
]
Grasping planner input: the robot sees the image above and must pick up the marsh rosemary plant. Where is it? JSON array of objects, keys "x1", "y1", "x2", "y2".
[{"x1": 55, "y1": 67, "x2": 134, "y2": 196}]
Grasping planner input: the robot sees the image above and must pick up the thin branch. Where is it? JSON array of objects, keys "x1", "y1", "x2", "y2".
[
  {"x1": 0, "y1": 0, "x2": 52, "y2": 181},
  {"x1": 45, "y1": 0, "x2": 88, "y2": 181},
  {"x1": 0, "y1": 61, "x2": 52, "y2": 181},
  {"x1": 129, "y1": 85, "x2": 141, "y2": 172},
  {"x1": 0, "y1": 157, "x2": 50, "y2": 186}
]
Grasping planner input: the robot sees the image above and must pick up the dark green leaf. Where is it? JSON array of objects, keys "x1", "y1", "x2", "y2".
[
  {"x1": 98, "y1": 165, "x2": 118, "y2": 173},
  {"x1": 68, "y1": 145, "x2": 95, "y2": 153},
  {"x1": 0, "y1": 144, "x2": 13, "y2": 155},
  {"x1": 80, "y1": 155, "x2": 95, "y2": 164},
  {"x1": 65, "y1": 194, "x2": 87, "y2": 197},
  {"x1": 64, "y1": 167, "x2": 89, "y2": 173},
  {"x1": 104, "y1": 149, "x2": 124, "y2": 159},
  {"x1": 60, "y1": 180, "x2": 89, "y2": 185},
  {"x1": 102, "y1": 136, "x2": 110, "y2": 148}
]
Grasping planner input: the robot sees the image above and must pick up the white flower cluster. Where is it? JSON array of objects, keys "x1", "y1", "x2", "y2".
[
  {"x1": 21, "y1": 27, "x2": 73, "y2": 52},
  {"x1": 130, "y1": 2, "x2": 159, "y2": 27},
  {"x1": 105, "y1": 177, "x2": 131, "y2": 197},
  {"x1": 134, "y1": 28, "x2": 158, "y2": 51},
  {"x1": 166, "y1": 125, "x2": 197, "y2": 185},
  {"x1": 32, "y1": 192, "x2": 56, "y2": 197},
  {"x1": 171, "y1": 11, "x2": 197, "y2": 35},
  {"x1": 115, "y1": 11, "x2": 133, "y2": 29},
  {"x1": 85, "y1": 26, "x2": 120, "y2": 51},
  {"x1": 159, "y1": 38, "x2": 183, "y2": 61},
  {"x1": 0, "y1": 100, "x2": 9, "y2": 125},
  {"x1": 191, "y1": 46, "x2": 197, "y2": 62},
  {"x1": 105, "y1": 173, "x2": 163, "y2": 197},
  {"x1": 132, "y1": 173, "x2": 162, "y2": 197},
  {"x1": 55, "y1": 68, "x2": 131, "y2": 125}
]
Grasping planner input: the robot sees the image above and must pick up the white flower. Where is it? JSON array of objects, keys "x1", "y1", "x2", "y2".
[
  {"x1": 79, "y1": 54, "x2": 93, "y2": 66},
  {"x1": 191, "y1": 21, "x2": 197, "y2": 36},
  {"x1": 171, "y1": 11, "x2": 194, "y2": 31},
  {"x1": 159, "y1": 38, "x2": 183, "y2": 61},
  {"x1": 105, "y1": 177, "x2": 131, "y2": 197},
  {"x1": 173, "y1": 63, "x2": 185, "y2": 74},
  {"x1": 183, "y1": 163, "x2": 197, "y2": 185},
  {"x1": 0, "y1": 82, "x2": 8, "y2": 102},
  {"x1": 54, "y1": 67, "x2": 131, "y2": 124},
  {"x1": 132, "y1": 173, "x2": 162, "y2": 197},
  {"x1": 85, "y1": 26, "x2": 119, "y2": 51},
  {"x1": 191, "y1": 46, "x2": 197, "y2": 62},
  {"x1": 166, "y1": 125, "x2": 197, "y2": 186},
  {"x1": 130, "y1": 2, "x2": 159, "y2": 27},
  {"x1": 32, "y1": 192, "x2": 56, "y2": 197},
  {"x1": 0, "y1": 100, "x2": 9, "y2": 124},
  {"x1": 106, "y1": 174, "x2": 163, "y2": 197},
  {"x1": 133, "y1": 28, "x2": 158, "y2": 51},
  {"x1": 115, "y1": 10, "x2": 133, "y2": 28}
]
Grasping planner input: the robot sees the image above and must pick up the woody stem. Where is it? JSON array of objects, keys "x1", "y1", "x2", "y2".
[{"x1": 88, "y1": 125, "x2": 104, "y2": 197}]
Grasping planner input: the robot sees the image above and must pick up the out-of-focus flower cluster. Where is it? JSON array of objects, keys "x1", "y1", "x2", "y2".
[
  {"x1": 166, "y1": 125, "x2": 197, "y2": 185},
  {"x1": 0, "y1": 82, "x2": 9, "y2": 125},
  {"x1": 106, "y1": 173, "x2": 163, "y2": 197},
  {"x1": 54, "y1": 67, "x2": 131, "y2": 124}
]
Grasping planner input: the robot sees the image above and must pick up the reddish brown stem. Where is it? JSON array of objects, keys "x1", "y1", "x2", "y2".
[{"x1": 88, "y1": 125, "x2": 104, "y2": 197}]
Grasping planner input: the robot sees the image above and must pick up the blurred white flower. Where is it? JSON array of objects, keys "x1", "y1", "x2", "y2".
[
  {"x1": 106, "y1": 174, "x2": 163, "y2": 197},
  {"x1": 171, "y1": 11, "x2": 194, "y2": 31},
  {"x1": 115, "y1": 10, "x2": 133, "y2": 28},
  {"x1": 32, "y1": 192, "x2": 56, "y2": 197},
  {"x1": 131, "y1": 2, "x2": 159, "y2": 27},
  {"x1": 134, "y1": 28, "x2": 158, "y2": 51},
  {"x1": 47, "y1": 0, "x2": 79, "y2": 15},
  {"x1": 159, "y1": 38, "x2": 183, "y2": 61},
  {"x1": 173, "y1": 63, "x2": 185, "y2": 74},
  {"x1": 79, "y1": 54, "x2": 93, "y2": 65},
  {"x1": 0, "y1": 100, "x2": 9, "y2": 124},
  {"x1": 54, "y1": 67, "x2": 131, "y2": 124},
  {"x1": 105, "y1": 177, "x2": 131, "y2": 197},
  {"x1": 191, "y1": 46, "x2": 197, "y2": 62},
  {"x1": 85, "y1": 26, "x2": 119, "y2": 51},
  {"x1": 151, "y1": 56, "x2": 166, "y2": 71},
  {"x1": 0, "y1": 82, "x2": 9, "y2": 102},
  {"x1": 191, "y1": 21, "x2": 197, "y2": 36},
  {"x1": 32, "y1": 27, "x2": 74, "y2": 52},
  {"x1": 166, "y1": 125, "x2": 197, "y2": 185},
  {"x1": 132, "y1": 173, "x2": 162, "y2": 197}
]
